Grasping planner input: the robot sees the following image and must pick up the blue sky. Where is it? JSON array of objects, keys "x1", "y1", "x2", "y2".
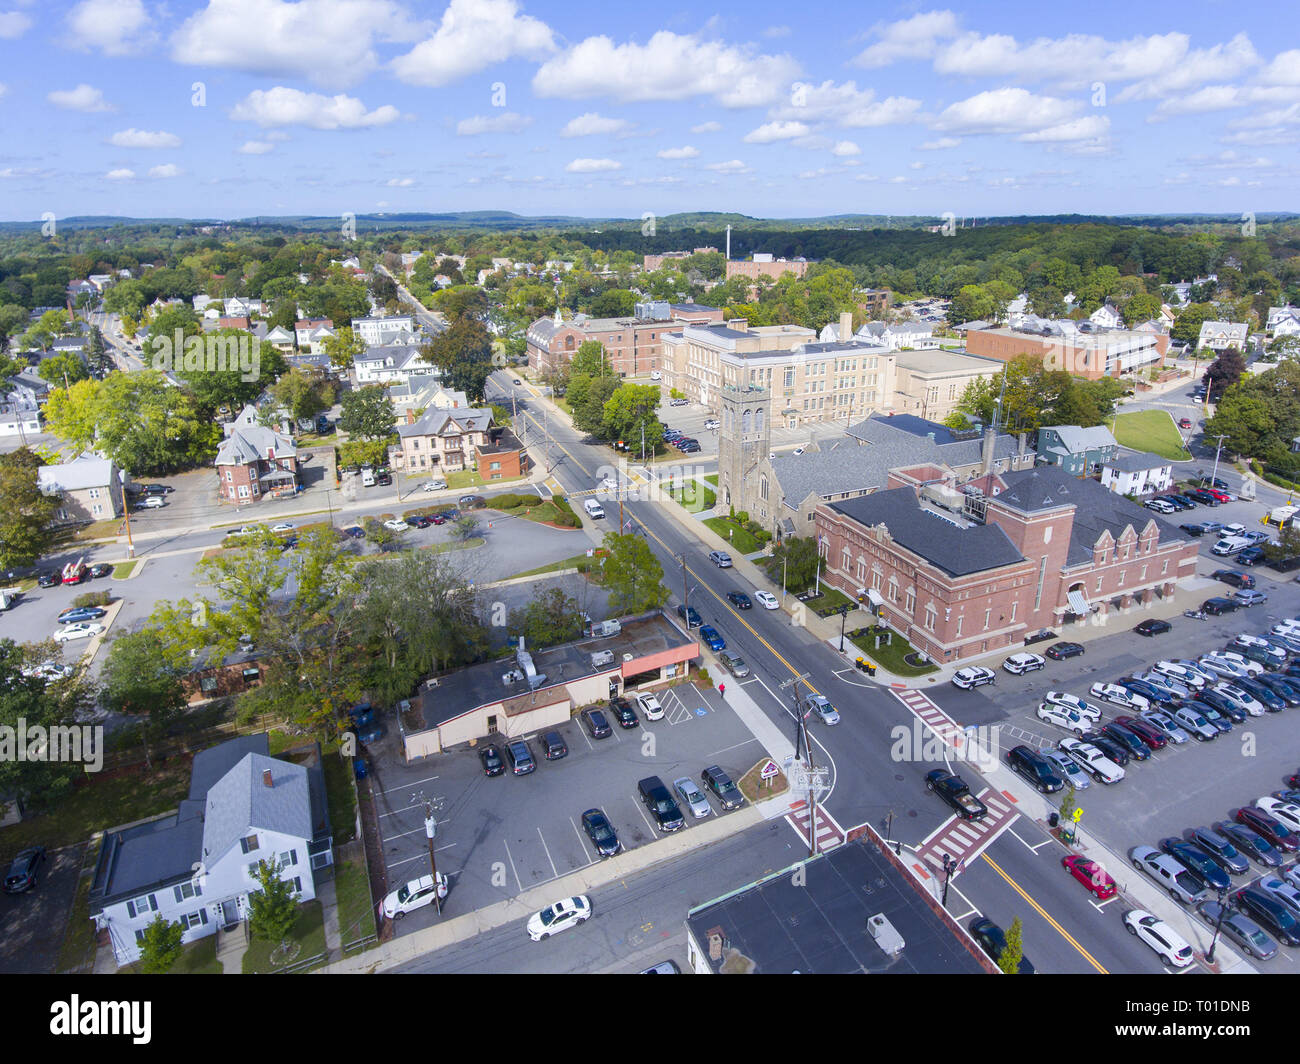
[{"x1": 0, "y1": 0, "x2": 1297, "y2": 221}]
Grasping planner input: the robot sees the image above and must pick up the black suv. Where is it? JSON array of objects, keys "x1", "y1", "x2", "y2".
[
  {"x1": 1234, "y1": 887, "x2": 1300, "y2": 946},
  {"x1": 581, "y1": 708, "x2": 612, "y2": 739},
  {"x1": 540, "y1": 731, "x2": 568, "y2": 760},
  {"x1": 701, "y1": 765, "x2": 745, "y2": 809},
  {"x1": 638, "y1": 776, "x2": 685, "y2": 832},
  {"x1": 506, "y1": 740, "x2": 536, "y2": 775},
  {"x1": 608, "y1": 697, "x2": 639, "y2": 729},
  {"x1": 1211, "y1": 569, "x2": 1254, "y2": 590},
  {"x1": 1202, "y1": 596, "x2": 1240, "y2": 616},
  {"x1": 1005, "y1": 745, "x2": 1064, "y2": 793},
  {"x1": 3, "y1": 846, "x2": 45, "y2": 893}
]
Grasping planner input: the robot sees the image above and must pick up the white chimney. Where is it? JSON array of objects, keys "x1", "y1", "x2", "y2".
[{"x1": 839, "y1": 311, "x2": 852, "y2": 343}]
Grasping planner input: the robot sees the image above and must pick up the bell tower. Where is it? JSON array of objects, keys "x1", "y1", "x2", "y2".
[{"x1": 716, "y1": 383, "x2": 771, "y2": 513}]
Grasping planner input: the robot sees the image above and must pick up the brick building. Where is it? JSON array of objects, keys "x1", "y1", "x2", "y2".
[
  {"x1": 814, "y1": 465, "x2": 1199, "y2": 666},
  {"x1": 392, "y1": 407, "x2": 527, "y2": 481},
  {"x1": 214, "y1": 415, "x2": 299, "y2": 502},
  {"x1": 964, "y1": 323, "x2": 1168, "y2": 380},
  {"x1": 525, "y1": 302, "x2": 723, "y2": 377},
  {"x1": 724, "y1": 255, "x2": 810, "y2": 281}
]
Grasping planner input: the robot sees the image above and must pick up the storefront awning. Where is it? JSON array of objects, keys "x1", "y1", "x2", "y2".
[{"x1": 1066, "y1": 588, "x2": 1091, "y2": 616}]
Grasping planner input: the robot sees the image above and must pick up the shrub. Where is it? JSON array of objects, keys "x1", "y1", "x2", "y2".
[
  {"x1": 735, "y1": 511, "x2": 750, "y2": 524},
  {"x1": 73, "y1": 590, "x2": 111, "y2": 608}
]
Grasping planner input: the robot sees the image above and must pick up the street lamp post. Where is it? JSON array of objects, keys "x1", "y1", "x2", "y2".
[
  {"x1": 941, "y1": 854, "x2": 957, "y2": 908},
  {"x1": 1206, "y1": 887, "x2": 1229, "y2": 964},
  {"x1": 117, "y1": 469, "x2": 135, "y2": 559},
  {"x1": 838, "y1": 603, "x2": 850, "y2": 653}
]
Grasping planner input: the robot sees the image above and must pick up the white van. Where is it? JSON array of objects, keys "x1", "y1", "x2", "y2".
[
  {"x1": 361, "y1": 468, "x2": 376, "y2": 488},
  {"x1": 584, "y1": 498, "x2": 605, "y2": 520}
]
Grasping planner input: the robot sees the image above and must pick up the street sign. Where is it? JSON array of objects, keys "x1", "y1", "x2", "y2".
[
  {"x1": 760, "y1": 759, "x2": 779, "y2": 779},
  {"x1": 1072, "y1": 807, "x2": 1083, "y2": 822}
]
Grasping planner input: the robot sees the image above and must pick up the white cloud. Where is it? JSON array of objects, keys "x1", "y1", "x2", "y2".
[
  {"x1": 105, "y1": 168, "x2": 135, "y2": 180},
  {"x1": 1152, "y1": 84, "x2": 1253, "y2": 118},
  {"x1": 456, "y1": 112, "x2": 533, "y2": 135},
  {"x1": 387, "y1": 177, "x2": 414, "y2": 186},
  {"x1": 830, "y1": 140, "x2": 860, "y2": 156},
  {"x1": 391, "y1": 0, "x2": 556, "y2": 87},
  {"x1": 704, "y1": 159, "x2": 749, "y2": 173},
  {"x1": 919, "y1": 136, "x2": 961, "y2": 150},
  {"x1": 560, "y1": 112, "x2": 631, "y2": 137},
  {"x1": 932, "y1": 88, "x2": 1081, "y2": 135},
  {"x1": 238, "y1": 140, "x2": 275, "y2": 154},
  {"x1": 109, "y1": 128, "x2": 182, "y2": 148},
  {"x1": 533, "y1": 30, "x2": 801, "y2": 108},
  {"x1": 763, "y1": 25, "x2": 790, "y2": 39},
  {"x1": 173, "y1": 0, "x2": 420, "y2": 89},
  {"x1": 1018, "y1": 115, "x2": 1109, "y2": 143},
  {"x1": 0, "y1": 11, "x2": 32, "y2": 37},
  {"x1": 1260, "y1": 49, "x2": 1300, "y2": 87},
  {"x1": 743, "y1": 120, "x2": 809, "y2": 143},
  {"x1": 909, "y1": 161, "x2": 925, "y2": 170},
  {"x1": 48, "y1": 84, "x2": 114, "y2": 113},
  {"x1": 657, "y1": 145, "x2": 699, "y2": 159},
  {"x1": 66, "y1": 0, "x2": 155, "y2": 56},
  {"x1": 148, "y1": 164, "x2": 182, "y2": 178},
  {"x1": 771, "y1": 81, "x2": 921, "y2": 127},
  {"x1": 691, "y1": 121, "x2": 722, "y2": 133},
  {"x1": 231, "y1": 87, "x2": 401, "y2": 129},
  {"x1": 1117, "y1": 33, "x2": 1260, "y2": 101},
  {"x1": 565, "y1": 157, "x2": 621, "y2": 173},
  {"x1": 854, "y1": 10, "x2": 961, "y2": 68}
]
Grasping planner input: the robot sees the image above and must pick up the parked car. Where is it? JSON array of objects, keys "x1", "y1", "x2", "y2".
[
  {"x1": 1170, "y1": 705, "x2": 1218, "y2": 741},
  {"x1": 608, "y1": 697, "x2": 639, "y2": 729},
  {"x1": 1123, "y1": 910, "x2": 1195, "y2": 967},
  {"x1": 676, "y1": 604, "x2": 702, "y2": 628},
  {"x1": 726, "y1": 591, "x2": 752, "y2": 610},
  {"x1": 1190, "y1": 825, "x2": 1251, "y2": 876},
  {"x1": 638, "y1": 776, "x2": 685, "y2": 832},
  {"x1": 674, "y1": 777, "x2": 712, "y2": 818},
  {"x1": 53, "y1": 622, "x2": 104, "y2": 643},
  {"x1": 1129, "y1": 845, "x2": 1209, "y2": 905},
  {"x1": 527, "y1": 896, "x2": 592, "y2": 941},
  {"x1": 701, "y1": 765, "x2": 744, "y2": 809},
  {"x1": 1084, "y1": 731, "x2": 1132, "y2": 767},
  {"x1": 1196, "y1": 900, "x2": 1277, "y2": 960},
  {"x1": 1134, "y1": 618, "x2": 1172, "y2": 636},
  {"x1": 1003, "y1": 652, "x2": 1046, "y2": 675},
  {"x1": 708, "y1": 550, "x2": 733, "y2": 568},
  {"x1": 56, "y1": 606, "x2": 106, "y2": 624},
  {"x1": 1158, "y1": 838, "x2": 1232, "y2": 891},
  {"x1": 1237, "y1": 546, "x2": 1267, "y2": 566},
  {"x1": 1044, "y1": 691, "x2": 1102, "y2": 719},
  {"x1": 1235, "y1": 589, "x2": 1271, "y2": 608},
  {"x1": 1089, "y1": 682, "x2": 1148, "y2": 711},
  {"x1": 381, "y1": 874, "x2": 448, "y2": 919},
  {"x1": 478, "y1": 744, "x2": 504, "y2": 777},
  {"x1": 952, "y1": 666, "x2": 997, "y2": 690},
  {"x1": 968, "y1": 917, "x2": 1036, "y2": 974},
  {"x1": 698, "y1": 625, "x2": 726, "y2": 652},
  {"x1": 754, "y1": 591, "x2": 779, "y2": 610},
  {"x1": 1112, "y1": 716, "x2": 1168, "y2": 751},
  {"x1": 924, "y1": 769, "x2": 989, "y2": 820},
  {"x1": 505, "y1": 740, "x2": 536, "y2": 775},
  {"x1": 1257, "y1": 797, "x2": 1300, "y2": 834},
  {"x1": 581, "y1": 708, "x2": 612, "y2": 739},
  {"x1": 539, "y1": 731, "x2": 568, "y2": 760},
  {"x1": 1219, "y1": 821, "x2": 1284, "y2": 868},
  {"x1": 1036, "y1": 702, "x2": 1090, "y2": 734},
  {"x1": 1202, "y1": 596, "x2": 1241, "y2": 615},
  {"x1": 581, "y1": 809, "x2": 621, "y2": 858},
  {"x1": 1233, "y1": 887, "x2": 1300, "y2": 947},
  {"x1": 2, "y1": 847, "x2": 45, "y2": 894},
  {"x1": 1212, "y1": 569, "x2": 1255, "y2": 589},
  {"x1": 1237, "y1": 806, "x2": 1300, "y2": 852},
  {"x1": 1043, "y1": 750, "x2": 1091, "y2": 790},
  {"x1": 1062, "y1": 854, "x2": 1117, "y2": 899},
  {"x1": 1138, "y1": 710, "x2": 1191, "y2": 744},
  {"x1": 1058, "y1": 737, "x2": 1125, "y2": 784},
  {"x1": 1045, "y1": 641, "x2": 1084, "y2": 660},
  {"x1": 35, "y1": 571, "x2": 58, "y2": 588},
  {"x1": 719, "y1": 651, "x2": 750, "y2": 677},
  {"x1": 634, "y1": 692, "x2": 664, "y2": 721},
  {"x1": 1006, "y1": 745, "x2": 1065, "y2": 793}
]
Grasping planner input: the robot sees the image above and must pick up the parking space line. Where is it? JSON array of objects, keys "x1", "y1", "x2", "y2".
[
  {"x1": 707, "y1": 737, "x2": 763, "y2": 759},
  {"x1": 1007, "y1": 827, "x2": 1053, "y2": 853},
  {"x1": 502, "y1": 839, "x2": 522, "y2": 893},
  {"x1": 386, "y1": 842, "x2": 457, "y2": 874},
  {"x1": 537, "y1": 826, "x2": 558, "y2": 879},
  {"x1": 570, "y1": 816, "x2": 588, "y2": 853},
  {"x1": 380, "y1": 773, "x2": 439, "y2": 795},
  {"x1": 634, "y1": 801, "x2": 657, "y2": 835}
]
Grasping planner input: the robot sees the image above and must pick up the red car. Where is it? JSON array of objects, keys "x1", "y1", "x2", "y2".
[
  {"x1": 429, "y1": 514, "x2": 447, "y2": 525},
  {"x1": 1113, "y1": 716, "x2": 1169, "y2": 751},
  {"x1": 1206, "y1": 488, "x2": 1232, "y2": 503},
  {"x1": 1235, "y1": 806, "x2": 1300, "y2": 853},
  {"x1": 1062, "y1": 855, "x2": 1117, "y2": 899},
  {"x1": 1179, "y1": 417, "x2": 1193, "y2": 429}
]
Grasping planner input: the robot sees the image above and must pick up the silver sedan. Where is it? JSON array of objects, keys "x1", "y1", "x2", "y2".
[{"x1": 674, "y1": 777, "x2": 712, "y2": 818}]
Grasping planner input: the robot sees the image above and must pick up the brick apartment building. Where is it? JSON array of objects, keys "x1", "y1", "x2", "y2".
[
  {"x1": 814, "y1": 464, "x2": 1199, "y2": 665},
  {"x1": 964, "y1": 323, "x2": 1168, "y2": 380},
  {"x1": 724, "y1": 255, "x2": 810, "y2": 281},
  {"x1": 214, "y1": 417, "x2": 299, "y2": 502},
  {"x1": 643, "y1": 247, "x2": 718, "y2": 271},
  {"x1": 392, "y1": 407, "x2": 527, "y2": 481},
  {"x1": 525, "y1": 301, "x2": 723, "y2": 377}
]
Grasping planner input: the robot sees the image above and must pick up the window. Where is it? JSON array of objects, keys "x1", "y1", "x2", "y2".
[
  {"x1": 127, "y1": 894, "x2": 156, "y2": 918},
  {"x1": 200, "y1": 676, "x2": 218, "y2": 693},
  {"x1": 182, "y1": 910, "x2": 208, "y2": 930},
  {"x1": 1009, "y1": 600, "x2": 1018, "y2": 623},
  {"x1": 240, "y1": 834, "x2": 260, "y2": 854},
  {"x1": 1161, "y1": 559, "x2": 1168, "y2": 576},
  {"x1": 955, "y1": 614, "x2": 963, "y2": 637},
  {"x1": 280, "y1": 850, "x2": 298, "y2": 867},
  {"x1": 759, "y1": 474, "x2": 768, "y2": 500},
  {"x1": 1096, "y1": 575, "x2": 1104, "y2": 592},
  {"x1": 237, "y1": 484, "x2": 249, "y2": 499},
  {"x1": 924, "y1": 605, "x2": 937, "y2": 631},
  {"x1": 905, "y1": 589, "x2": 915, "y2": 613},
  {"x1": 173, "y1": 881, "x2": 200, "y2": 903},
  {"x1": 784, "y1": 369, "x2": 794, "y2": 388},
  {"x1": 984, "y1": 607, "x2": 991, "y2": 630},
  {"x1": 841, "y1": 548, "x2": 850, "y2": 571},
  {"x1": 490, "y1": 461, "x2": 500, "y2": 471},
  {"x1": 292, "y1": 877, "x2": 303, "y2": 893}
]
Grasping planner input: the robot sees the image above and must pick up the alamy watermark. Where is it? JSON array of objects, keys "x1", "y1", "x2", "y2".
[
  {"x1": 0, "y1": 718, "x2": 104, "y2": 772},
  {"x1": 150, "y1": 329, "x2": 260, "y2": 382}
]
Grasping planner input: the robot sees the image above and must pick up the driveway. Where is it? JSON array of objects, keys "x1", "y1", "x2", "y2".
[{"x1": 0, "y1": 843, "x2": 85, "y2": 974}]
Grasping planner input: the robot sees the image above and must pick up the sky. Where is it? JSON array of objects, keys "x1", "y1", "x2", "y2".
[{"x1": 0, "y1": 0, "x2": 1297, "y2": 222}]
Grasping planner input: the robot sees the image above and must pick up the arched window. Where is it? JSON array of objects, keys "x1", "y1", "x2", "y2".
[
  {"x1": 756, "y1": 408, "x2": 765, "y2": 434},
  {"x1": 759, "y1": 475, "x2": 768, "y2": 500},
  {"x1": 565, "y1": 335, "x2": 575, "y2": 350},
  {"x1": 742, "y1": 409, "x2": 752, "y2": 433}
]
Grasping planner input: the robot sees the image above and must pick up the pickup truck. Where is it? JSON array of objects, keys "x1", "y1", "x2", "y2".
[{"x1": 925, "y1": 769, "x2": 989, "y2": 821}]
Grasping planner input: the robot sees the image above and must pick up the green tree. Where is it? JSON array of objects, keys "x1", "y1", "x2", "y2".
[
  {"x1": 1203, "y1": 348, "x2": 1247, "y2": 403},
  {"x1": 589, "y1": 288, "x2": 636, "y2": 318},
  {"x1": 1123, "y1": 292, "x2": 1162, "y2": 325},
  {"x1": 247, "y1": 857, "x2": 300, "y2": 946},
  {"x1": 601, "y1": 532, "x2": 668, "y2": 614},
  {"x1": 323, "y1": 325, "x2": 366, "y2": 371},
  {"x1": 420, "y1": 317, "x2": 494, "y2": 402},
  {"x1": 763, "y1": 536, "x2": 821, "y2": 591},
  {"x1": 451, "y1": 513, "x2": 480, "y2": 542},
  {"x1": 432, "y1": 285, "x2": 489, "y2": 322},
  {"x1": 569, "y1": 340, "x2": 614, "y2": 379},
  {"x1": 339, "y1": 384, "x2": 396, "y2": 440},
  {"x1": 508, "y1": 588, "x2": 583, "y2": 649},
  {"x1": 99, "y1": 626, "x2": 190, "y2": 768},
  {"x1": 37, "y1": 352, "x2": 89, "y2": 386},
  {"x1": 1173, "y1": 303, "x2": 1216, "y2": 348},
  {"x1": 175, "y1": 335, "x2": 286, "y2": 414},
  {"x1": 999, "y1": 917, "x2": 1026, "y2": 975},
  {"x1": 602, "y1": 383, "x2": 664, "y2": 454},
  {"x1": 271, "y1": 366, "x2": 334, "y2": 424},
  {"x1": 572, "y1": 374, "x2": 619, "y2": 436},
  {"x1": 138, "y1": 915, "x2": 185, "y2": 974},
  {"x1": 0, "y1": 448, "x2": 59, "y2": 570},
  {"x1": 948, "y1": 284, "x2": 996, "y2": 325}
]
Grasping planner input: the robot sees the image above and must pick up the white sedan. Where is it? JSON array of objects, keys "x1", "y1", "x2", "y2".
[
  {"x1": 1257, "y1": 797, "x2": 1300, "y2": 833},
  {"x1": 635, "y1": 692, "x2": 664, "y2": 721},
  {"x1": 1036, "y1": 702, "x2": 1090, "y2": 734},
  {"x1": 381, "y1": 874, "x2": 448, "y2": 920},
  {"x1": 527, "y1": 896, "x2": 592, "y2": 941},
  {"x1": 53, "y1": 622, "x2": 105, "y2": 643},
  {"x1": 1043, "y1": 691, "x2": 1103, "y2": 720},
  {"x1": 1003, "y1": 653, "x2": 1046, "y2": 675},
  {"x1": 270, "y1": 522, "x2": 295, "y2": 533},
  {"x1": 382, "y1": 519, "x2": 408, "y2": 532},
  {"x1": 1123, "y1": 909, "x2": 1194, "y2": 968},
  {"x1": 754, "y1": 591, "x2": 780, "y2": 610},
  {"x1": 1058, "y1": 737, "x2": 1125, "y2": 784}
]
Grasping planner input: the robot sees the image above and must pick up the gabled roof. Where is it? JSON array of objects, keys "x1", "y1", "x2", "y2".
[
  {"x1": 1038, "y1": 424, "x2": 1118, "y2": 453},
  {"x1": 215, "y1": 423, "x2": 296, "y2": 466},
  {"x1": 828, "y1": 488, "x2": 1025, "y2": 577},
  {"x1": 397, "y1": 407, "x2": 493, "y2": 439},
  {"x1": 201, "y1": 752, "x2": 313, "y2": 869},
  {"x1": 37, "y1": 452, "x2": 115, "y2": 494},
  {"x1": 1104, "y1": 451, "x2": 1171, "y2": 473}
]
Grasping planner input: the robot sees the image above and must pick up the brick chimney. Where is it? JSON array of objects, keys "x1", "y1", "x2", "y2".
[
  {"x1": 262, "y1": 769, "x2": 273, "y2": 788},
  {"x1": 839, "y1": 311, "x2": 853, "y2": 343},
  {"x1": 981, "y1": 426, "x2": 996, "y2": 476}
]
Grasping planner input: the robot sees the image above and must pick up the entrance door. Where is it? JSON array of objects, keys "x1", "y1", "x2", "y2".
[
  {"x1": 220, "y1": 899, "x2": 239, "y2": 930},
  {"x1": 486, "y1": 715, "x2": 498, "y2": 733}
]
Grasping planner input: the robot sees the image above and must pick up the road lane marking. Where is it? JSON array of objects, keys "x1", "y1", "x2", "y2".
[
  {"x1": 503, "y1": 838, "x2": 522, "y2": 893},
  {"x1": 980, "y1": 852, "x2": 1108, "y2": 974}
]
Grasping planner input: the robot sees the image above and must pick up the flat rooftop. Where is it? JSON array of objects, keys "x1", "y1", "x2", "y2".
[
  {"x1": 419, "y1": 612, "x2": 696, "y2": 731},
  {"x1": 687, "y1": 837, "x2": 986, "y2": 974}
]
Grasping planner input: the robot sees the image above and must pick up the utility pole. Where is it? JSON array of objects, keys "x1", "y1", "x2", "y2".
[
  {"x1": 117, "y1": 471, "x2": 135, "y2": 559},
  {"x1": 780, "y1": 672, "x2": 815, "y2": 856},
  {"x1": 679, "y1": 552, "x2": 689, "y2": 613},
  {"x1": 414, "y1": 795, "x2": 443, "y2": 916},
  {"x1": 1209, "y1": 433, "x2": 1229, "y2": 489},
  {"x1": 1206, "y1": 887, "x2": 1229, "y2": 964}
]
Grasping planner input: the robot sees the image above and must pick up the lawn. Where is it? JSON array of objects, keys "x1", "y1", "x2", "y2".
[
  {"x1": 419, "y1": 536, "x2": 485, "y2": 554},
  {"x1": 242, "y1": 900, "x2": 327, "y2": 973},
  {"x1": 847, "y1": 626, "x2": 938, "y2": 677},
  {"x1": 322, "y1": 750, "x2": 357, "y2": 845},
  {"x1": 704, "y1": 474, "x2": 719, "y2": 486},
  {"x1": 333, "y1": 859, "x2": 376, "y2": 948},
  {"x1": 121, "y1": 935, "x2": 221, "y2": 974},
  {"x1": 798, "y1": 586, "x2": 857, "y2": 617},
  {"x1": 510, "y1": 551, "x2": 607, "y2": 580},
  {"x1": 446, "y1": 468, "x2": 525, "y2": 490},
  {"x1": 492, "y1": 499, "x2": 579, "y2": 526},
  {"x1": 112, "y1": 560, "x2": 138, "y2": 579},
  {"x1": 1109, "y1": 410, "x2": 1192, "y2": 461},
  {"x1": 56, "y1": 844, "x2": 99, "y2": 974},
  {"x1": 2, "y1": 761, "x2": 191, "y2": 857},
  {"x1": 739, "y1": 760, "x2": 788, "y2": 805},
  {"x1": 667, "y1": 479, "x2": 717, "y2": 513},
  {"x1": 703, "y1": 517, "x2": 761, "y2": 553},
  {"x1": 69, "y1": 519, "x2": 124, "y2": 542}
]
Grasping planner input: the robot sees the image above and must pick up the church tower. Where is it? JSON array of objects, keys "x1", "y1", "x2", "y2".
[{"x1": 716, "y1": 383, "x2": 771, "y2": 513}]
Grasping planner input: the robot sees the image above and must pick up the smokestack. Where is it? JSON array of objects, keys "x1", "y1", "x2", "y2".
[
  {"x1": 982, "y1": 427, "x2": 996, "y2": 476},
  {"x1": 725, "y1": 225, "x2": 731, "y2": 261},
  {"x1": 839, "y1": 311, "x2": 852, "y2": 343},
  {"x1": 262, "y1": 769, "x2": 273, "y2": 788}
]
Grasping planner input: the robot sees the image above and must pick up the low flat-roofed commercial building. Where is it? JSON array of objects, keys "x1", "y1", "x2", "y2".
[
  {"x1": 685, "y1": 834, "x2": 991, "y2": 974},
  {"x1": 402, "y1": 612, "x2": 698, "y2": 758},
  {"x1": 965, "y1": 323, "x2": 1168, "y2": 380}
]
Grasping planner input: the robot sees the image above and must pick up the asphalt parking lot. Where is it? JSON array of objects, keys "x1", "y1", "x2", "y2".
[
  {"x1": 363, "y1": 681, "x2": 764, "y2": 937},
  {"x1": 937, "y1": 585, "x2": 1300, "y2": 967},
  {"x1": 0, "y1": 843, "x2": 84, "y2": 974}
]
